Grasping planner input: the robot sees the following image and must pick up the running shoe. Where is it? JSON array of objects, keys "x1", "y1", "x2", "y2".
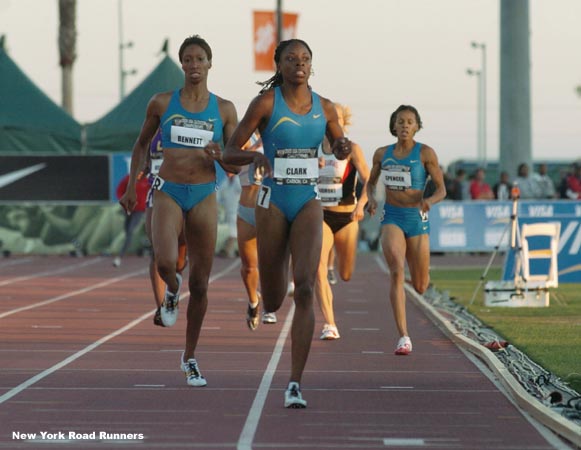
[
  {"x1": 262, "y1": 311, "x2": 277, "y2": 324},
  {"x1": 394, "y1": 336, "x2": 413, "y2": 355},
  {"x1": 153, "y1": 307, "x2": 165, "y2": 327},
  {"x1": 112, "y1": 257, "x2": 121, "y2": 267},
  {"x1": 180, "y1": 354, "x2": 207, "y2": 387},
  {"x1": 284, "y1": 382, "x2": 307, "y2": 408},
  {"x1": 320, "y1": 324, "x2": 340, "y2": 340},
  {"x1": 327, "y1": 268, "x2": 338, "y2": 285},
  {"x1": 246, "y1": 303, "x2": 259, "y2": 331},
  {"x1": 160, "y1": 273, "x2": 182, "y2": 327}
]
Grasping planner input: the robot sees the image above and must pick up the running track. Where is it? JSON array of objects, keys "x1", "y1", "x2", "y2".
[{"x1": 0, "y1": 254, "x2": 571, "y2": 449}]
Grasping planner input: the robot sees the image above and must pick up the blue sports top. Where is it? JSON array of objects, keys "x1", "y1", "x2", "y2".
[
  {"x1": 160, "y1": 90, "x2": 223, "y2": 149},
  {"x1": 380, "y1": 142, "x2": 427, "y2": 191},
  {"x1": 261, "y1": 86, "x2": 326, "y2": 187}
]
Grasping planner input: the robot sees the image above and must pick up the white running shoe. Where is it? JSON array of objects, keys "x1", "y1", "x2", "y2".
[
  {"x1": 160, "y1": 273, "x2": 182, "y2": 327},
  {"x1": 395, "y1": 336, "x2": 412, "y2": 355},
  {"x1": 262, "y1": 311, "x2": 277, "y2": 324},
  {"x1": 180, "y1": 352, "x2": 207, "y2": 387},
  {"x1": 320, "y1": 324, "x2": 340, "y2": 340},
  {"x1": 284, "y1": 382, "x2": 307, "y2": 408},
  {"x1": 112, "y1": 257, "x2": 121, "y2": 267}
]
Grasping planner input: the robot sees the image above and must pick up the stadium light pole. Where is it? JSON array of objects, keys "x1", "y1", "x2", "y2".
[
  {"x1": 276, "y1": 0, "x2": 283, "y2": 43},
  {"x1": 466, "y1": 68, "x2": 483, "y2": 164},
  {"x1": 471, "y1": 41, "x2": 487, "y2": 167},
  {"x1": 118, "y1": 0, "x2": 136, "y2": 100}
]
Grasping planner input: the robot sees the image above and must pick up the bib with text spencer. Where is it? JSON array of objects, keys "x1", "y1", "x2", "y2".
[
  {"x1": 273, "y1": 147, "x2": 319, "y2": 185},
  {"x1": 381, "y1": 165, "x2": 412, "y2": 191}
]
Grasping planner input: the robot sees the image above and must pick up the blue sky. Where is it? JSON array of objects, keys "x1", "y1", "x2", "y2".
[{"x1": 1, "y1": 0, "x2": 580, "y2": 169}]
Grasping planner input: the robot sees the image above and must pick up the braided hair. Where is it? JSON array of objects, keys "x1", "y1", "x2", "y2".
[{"x1": 256, "y1": 39, "x2": 313, "y2": 94}]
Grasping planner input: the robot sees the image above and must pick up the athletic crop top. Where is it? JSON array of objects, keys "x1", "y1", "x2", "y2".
[
  {"x1": 261, "y1": 86, "x2": 326, "y2": 186},
  {"x1": 318, "y1": 145, "x2": 357, "y2": 206},
  {"x1": 160, "y1": 90, "x2": 223, "y2": 150},
  {"x1": 380, "y1": 142, "x2": 426, "y2": 191}
]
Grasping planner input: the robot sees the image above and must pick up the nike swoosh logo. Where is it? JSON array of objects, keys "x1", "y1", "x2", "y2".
[
  {"x1": 313, "y1": 114, "x2": 321, "y2": 119},
  {"x1": 271, "y1": 116, "x2": 302, "y2": 132},
  {"x1": 0, "y1": 163, "x2": 47, "y2": 189},
  {"x1": 410, "y1": 160, "x2": 418, "y2": 163},
  {"x1": 208, "y1": 118, "x2": 217, "y2": 122}
]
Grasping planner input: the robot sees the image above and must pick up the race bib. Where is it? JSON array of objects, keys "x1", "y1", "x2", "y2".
[
  {"x1": 151, "y1": 176, "x2": 165, "y2": 191},
  {"x1": 318, "y1": 179, "x2": 343, "y2": 206},
  {"x1": 170, "y1": 118, "x2": 213, "y2": 148},
  {"x1": 273, "y1": 148, "x2": 318, "y2": 185},
  {"x1": 381, "y1": 165, "x2": 412, "y2": 191},
  {"x1": 150, "y1": 158, "x2": 162, "y2": 175},
  {"x1": 257, "y1": 185, "x2": 271, "y2": 209}
]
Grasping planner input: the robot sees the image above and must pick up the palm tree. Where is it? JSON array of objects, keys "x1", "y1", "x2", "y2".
[{"x1": 58, "y1": 0, "x2": 76, "y2": 115}]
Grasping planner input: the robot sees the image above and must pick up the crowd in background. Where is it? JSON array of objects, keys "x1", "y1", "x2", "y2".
[{"x1": 444, "y1": 160, "x2": 581, "y2": 201}]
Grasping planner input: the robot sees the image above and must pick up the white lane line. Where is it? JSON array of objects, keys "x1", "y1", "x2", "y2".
[
  {"x1": 0, "y1": 256, "x2": 37, "y2": 268},
  {"x1": 0, "y1": 267, "x2": 147, "y2": 319},
  {"x1": 0, "y1": 259, "x2": 240, "y2": 405},
  {"x1": 237, "y1": 303, "x2": 295, "y2": 450},
  {"x1": 0, "y1": 257, "x2": 103, "y2": 287},
  {"x1": 0, "y1": 309, "x2": 153, "y2": 405},
  {"x1": 383, "y1": 438, "x2": 426, "y2": 446}
]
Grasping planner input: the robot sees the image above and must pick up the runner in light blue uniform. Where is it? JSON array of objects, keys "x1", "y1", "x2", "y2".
[
  {"x1": 380, "y1": 141, "x2": 429, "y2": 237},
  {"x1": 223, "y1": 39, "x2": 351, "y2": 408},
  {"x1": 152, "y1": 89, "x2": 223, "y2": 212},
  {"x1": 259, "y1": 86, "x2": 326, "y2": 221}
]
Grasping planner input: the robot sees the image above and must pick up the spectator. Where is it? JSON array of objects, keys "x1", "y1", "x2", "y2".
[
  {"x1": 447, "y1": 168, "x2": 468, "y2": 200},
  {"x1": 493, "y1": 171, "x2": 511, "y2": 200},
  {"x1": 469, "y1": 168, "x2": 494, "y2": 200},
  {"x1": 113, "y1": 172, "x2": 149, "y2": 267},
  {"x1": 564, "y1": 162, "x2": 581, "y2": 199},
  {"x1": 515, "y1": 163, "x2": 541, "y2": 199},
  {"x1": 533, "y1": 163, "x2": 557, "y2": 199}
]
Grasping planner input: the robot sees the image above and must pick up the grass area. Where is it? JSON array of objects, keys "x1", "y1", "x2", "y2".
[{"x1": 429, "y1": 266, "x2": 581, "y2": 394}]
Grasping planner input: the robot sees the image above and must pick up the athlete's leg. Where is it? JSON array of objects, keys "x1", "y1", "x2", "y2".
[
  {"x1": 145, "y1": 207, "x2": 165, "y2": 308},
  {"x1": 333, "y1": 219, "x2": 359, "y2": 282},
  {"x1": 288, "y1": 199, "x2": 323, "y2": 384},
  {"x1": 380, "y1": 224, "x2": 408, "y2": 338},
  {"x1": 237, "y1": 216, "x2": 260, "y2": 305},
  {"x1": 315, "y1": 222, "x2": 336, "y2": 327},
  {"x1": 405, "y1": 234, "x2": 430, "y2": 295},
  {"x1": 182, "y1": 192, "x2": 217, "y2": 361}
]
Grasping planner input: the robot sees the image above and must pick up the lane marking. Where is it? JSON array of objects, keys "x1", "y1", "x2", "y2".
[
  {"x1": 0, "y1": 259, "x2": 240, "y2": 405},
  {"x1": 0, "y1": 256, "x2": 37, "y2": 268},
  {"x1": 383, "y1": 438, "x2": 426, "y2": 446},
  {"x1": 0, "y1": 309, "x2": 154, "y2": 405},
  {"x1": 0, "y1": 257, "x2": 103, "y2": 287},
  {"x1": 0, "y1": 266, "x2": 147, "y2": 319},
  {"x1": 237, "y1": 303, "x2": 294, "y2": 450}
]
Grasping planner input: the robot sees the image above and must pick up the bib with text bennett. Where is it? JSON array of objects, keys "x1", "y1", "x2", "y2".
[{"x1": 170, "y1": 118, "x2": 214, "y2": 148}]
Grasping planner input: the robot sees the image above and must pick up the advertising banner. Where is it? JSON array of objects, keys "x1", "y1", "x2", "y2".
[
  {"x1": 429, "y1": 200, "x2": 581, "y2": 283},
  {"x1": 253, "y1": 11, "x2": 299, "y2": 71},
  {"x1": 0, "y1": 156, "x2": 109, "y2": 201}
]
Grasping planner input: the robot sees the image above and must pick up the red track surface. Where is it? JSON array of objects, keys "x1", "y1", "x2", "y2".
[{"x1": 0, "y1": 254, "x2": 564, "y2": 449}]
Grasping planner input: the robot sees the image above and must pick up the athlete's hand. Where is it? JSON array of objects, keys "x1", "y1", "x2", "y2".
[
  {"x1": 252, "y1": 152, "x2": 273, "y2": 182},
  {"x1": 351, "y1": 203, "x2": 366, "y2": 222},
  {"x1": 366, "y1": 196, "x2": 378, "y2": 217},
  {"x1": 332, "y1": 137, "x2": 351, "y2": 161},
  {"x1": 119, "y1": 190, "x2": 137, "y2": 215},
  {"x1": 205, "y1": 142, "x2": 222, "y2": 161}
]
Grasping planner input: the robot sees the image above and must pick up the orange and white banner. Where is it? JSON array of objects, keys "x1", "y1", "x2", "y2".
[{"x1": 253, "y1": 11, "x2": 299, "y2": 71}]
